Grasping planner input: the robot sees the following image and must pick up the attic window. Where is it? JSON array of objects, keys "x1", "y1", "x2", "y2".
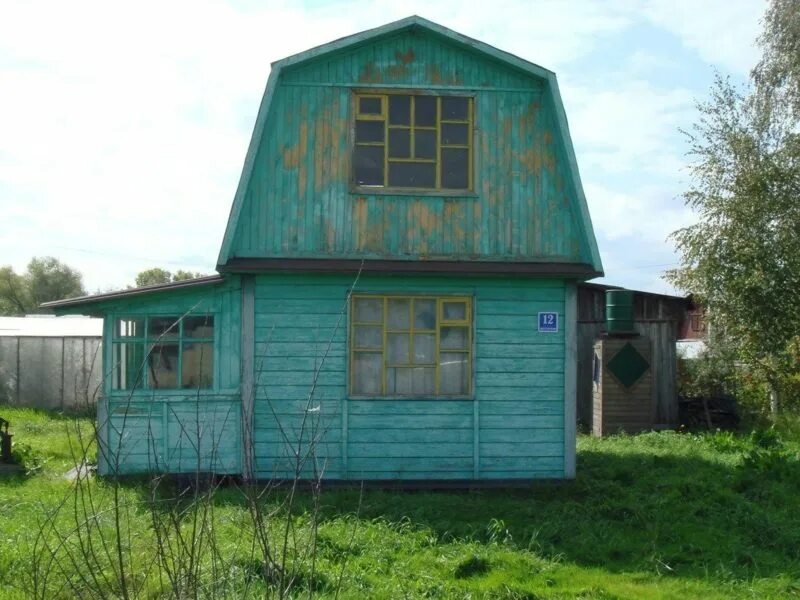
[{"x1": 352, "y1": 92, "x2": 473, "y2": 192}]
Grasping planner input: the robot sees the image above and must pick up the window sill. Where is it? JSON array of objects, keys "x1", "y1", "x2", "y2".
[{"x1": 350, "y1": 185, "x2": 478, "y2": 198}]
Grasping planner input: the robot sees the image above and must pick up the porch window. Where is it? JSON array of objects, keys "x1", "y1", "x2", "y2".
[
  {"x1": 352, "y1": 92, "x2": 473, "y2": 191},
  {"x1": 111, "y1": 315, "x2": 214, "y2": 391},
  {"x1": 350, "y1": 295, "x2": 472, "y2": 397}
]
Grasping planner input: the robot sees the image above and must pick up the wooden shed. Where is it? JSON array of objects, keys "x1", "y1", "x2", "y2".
[
  {"x1": 45, "y1": 16, "x2": 603, "y2": 483},
  {"x1": 576, "y1": 283, "x2": 690, "y2": 431}
]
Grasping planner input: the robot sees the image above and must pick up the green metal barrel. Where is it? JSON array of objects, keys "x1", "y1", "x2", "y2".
[{"x1": 606, "y1": 290, "x2": 634, "y2": 333}]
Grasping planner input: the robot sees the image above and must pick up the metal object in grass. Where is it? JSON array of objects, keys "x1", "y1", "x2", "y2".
[{"x1": 0, "y1": 417, "x2": 12, "y2": 463}]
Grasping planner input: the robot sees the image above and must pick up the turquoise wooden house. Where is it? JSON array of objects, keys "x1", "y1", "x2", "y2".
[{"x1": 45, "y1": 16, "x2": 602, "y2": 483}]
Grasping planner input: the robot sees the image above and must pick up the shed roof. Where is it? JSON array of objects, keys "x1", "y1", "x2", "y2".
[{"x1": 0, "y1": 315, "x2": 102, "y2": 337}]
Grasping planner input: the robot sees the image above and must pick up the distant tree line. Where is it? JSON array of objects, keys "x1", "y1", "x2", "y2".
[{"x1": 0, "y1": 257, "x2": 207, "y2": 316}]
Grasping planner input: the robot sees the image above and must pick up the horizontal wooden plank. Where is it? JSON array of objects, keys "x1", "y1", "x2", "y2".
[
  {"x1": 477, "y1": 329, "x2": 564, "y2": 344},
  {"x1": 477, "y1": 298, "x2": 565, "y2": 314},
  {"x1": 254, "y1": 442, "x2": 342, "y2": 459},
  {"x1": 255, "y1": 386, "x2": 346, "y2": 402},
  {"x1": 479, "y1": 400, "x2": 563, "y2": 415},
  {"x1": 347, "y1": 442, "x2": 472, "y2": 458},
  {"x1": 256, "y1": 313, "x2": 346, "y2": 329},
  {"x1": 345, "y1": 471, "x2": 476, "y2": 480},
  {"x1": 475, "y1": 343, "x2": 564, "y2": 359},
  {"x1": 480, "y1": 456, "x2": 564, "y2": 470},
  {"x1": 347, "y1": 428, "x2": 472, "y2": 443},
  {"x1": 480, "y1": 428, "x2": 563, "y2": 443},
  {"x1": 255, "y1": 298, "x2": 350, "y2": 314},
  {"x1": 348, "y1": 400, "x2": 473, "y2": 415},
  {"x1": 256, "y1": 356, "x2": 345, "y2": 372},
  {"x1": 478, "y1": 470, "x2": 564, "y2": 479},
  {"x1": 256, "y1": 342, "x2": 347, "y2": 358},
  {"x1": 476, "y1": 357, "x2": 563, "y2": 374},
  {"x1": 348, "y1": 414, "x2": 472, "y2": 429},
  {"x1": 476, "y1": 372, "x2": 564, "y2": 387},
  {"x1": 480, "y1": 442, "x2": 563, "y2": 457},
  {"x1": 476, "y1": 314, "x2": 563, "y2": 330},
  {"x1": 255, "y1": 328, "x2": 346, "y2": 343},
  {"x1": 480, "y1": 414, "x2": 563, "y2": 429},
  {"x1": 347, "y1": 457, "x2": 473, "y2": 471},
  {"x1": 256, "y1": 370, "x2": 342, "y2": 386}
]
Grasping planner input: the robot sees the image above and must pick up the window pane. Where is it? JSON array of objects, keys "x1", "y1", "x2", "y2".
[
  {"x1": 354, "y1": 297, "x2": 382, "y2": 322},
  {"x1": 387, "y1": 298, "x2": 410, "y2": 329},
  {"x1": 413, "y1": 367, "x2": 435, "y2": 395},
  {"x1": 116, "y1": 318, "x2": 144, "y2": 339},
  {"x1": 353, "y1": 145, "x2": 384, "y2": 186},
  {"x1": 388, "y1": 95, "x2": 411, "y2": 125},
  {"x1": 442, "y1": 148, "x2": 469, "y2": 189},
  {"x1": 387, "y1": 162, "x2": 435, "y2": 188},
  {"x1": 413, "y1": 299, "x2": 436, "y2": 330},
  {"x1": 386, "y1": 367, "x2": 411, "y2": 395},
  {"x1": 441, "y1": 96, "x2": 469, "y2": 120},
  {"x1": 183, "y1": 315, "x2": 214, "y2": 338},
  {"x1": 414, "y1": 129, "x2": 436, "y2": 159},
  {"x1": 148, "y1": 317, "x2": 179, "y2": 341},
  {"x1": 359, "y1": 96, "x2": 382, "y2": 115},
  {"x1": 387, "y1": 333, "x2": 410, "y2": 364},
  {"x1": 386, "y1": 367, "x2": 434, "y2": 395},
  {"x1": 441, "y1": 123, "x2": 469, "y2": 145},
  {"x1": 355, "y1": 119, "x2": 384, "y2": 143},
  {"x1": 354, "y1": 325, "x2": 382, "y2": 349},
  {"x1": 440, "y1": 353, "x2": 468, "y2": 394},
  {"x1": 440, "y1": 326, "x2": 468, "y2": 350},
  {"x1": 414, "y1": 96, "x2": 436, "y2": 126},
  {"x1": 148, "y1": 343, "x2": 179, "y2": 389},
  {"x1": 443, "y1": 301, "x2": 467, "y2": 321},
  {"x1": 413, "y1": 333, "x2": 435, "y2": 364},
  {"x1": 181, "y1": 342, "x2": 213, "y2": 389},
  {"x1": 353, "y1": 353, "x2": 382, "y2": 395},
  {"x1": 388, "y1": 129, "x2": 410, "y2": 159},
  {"x1": 112, "y1": 342, "x2": 145, "y2": 390}
]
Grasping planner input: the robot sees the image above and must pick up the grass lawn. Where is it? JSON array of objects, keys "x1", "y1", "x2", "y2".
[{"x1": 1, "y1": 404, "x2": 799, "y2": 598}]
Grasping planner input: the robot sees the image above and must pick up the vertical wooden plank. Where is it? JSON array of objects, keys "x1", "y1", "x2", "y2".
[
  {"x1": 241, "y1": 275, "x2": 256, "y2": 480},
  {"x1": 97, "y1": 316, "x2": 113, "y2": 476},
  {"x1": 563, "y1": 280, "x2": 577, "y2": 478},
  {"x1": 472, "y1": 394, "x2": 479, "y2": 479}
]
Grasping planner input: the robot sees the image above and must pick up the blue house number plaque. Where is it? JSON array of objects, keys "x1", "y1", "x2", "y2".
[{"x1": 538, "y1": 312, "x2": 559, "y2": 333}]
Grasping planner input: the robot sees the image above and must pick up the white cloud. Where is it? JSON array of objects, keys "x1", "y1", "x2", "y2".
[
  {"x1": 640, "y1": 0, "x2": 763, "y2": 75},
  {"x1": 0, "y1": 0, "x2": 767, "y2": 294}
]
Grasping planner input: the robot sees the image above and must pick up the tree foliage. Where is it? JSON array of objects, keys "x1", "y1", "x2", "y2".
[
  {"x1": 668, "y1": 0, "x2": 800, "y2": 413},
  {"x1": 0, "y1": 257, "x2": 86, "y2": 315},
  {"x1": 134, "y1": 268, "x2": 205, "y2": 288}
]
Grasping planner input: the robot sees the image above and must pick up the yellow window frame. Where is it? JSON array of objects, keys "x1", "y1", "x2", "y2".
[
  {"x1": 352, "y1": 92, "x2": 474, "y2": 192},
  {"x1": 349, "y1": 294, "x2": 473, "y2": 397}
]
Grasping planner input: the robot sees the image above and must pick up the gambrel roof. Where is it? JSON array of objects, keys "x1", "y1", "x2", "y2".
[{"x1": 217, "y1": 15, "x2": 602, "y2": 275}]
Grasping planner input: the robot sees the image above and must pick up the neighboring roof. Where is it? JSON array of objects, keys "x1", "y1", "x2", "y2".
[
  {"x1": 40, "y1": 275, "x2": 225, "y2": 310},
  {"x1": 0, "y1": 315, "x2": 102, "y2": 337},
  {"x1": 579, "y1": 281, "x2": 688, "y2": 303},
  {"x1": 216, "y1": 15, "x2": 603, "y2": 274}
]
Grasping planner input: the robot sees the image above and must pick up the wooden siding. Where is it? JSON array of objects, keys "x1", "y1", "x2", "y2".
[
  {"x1": 252, "y1": 273, "x2": 566, "y2": 480},
  {"x1": 97, "y1": 278, "x2": 243, "y2": 475},
  {"x1": 227, "y1": 29, "x2": 591, "y2": 265}
]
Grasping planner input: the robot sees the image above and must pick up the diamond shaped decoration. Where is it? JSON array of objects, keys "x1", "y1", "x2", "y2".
[{"x1": 607, "y1": 342, "x2": 649, "y2": 388}]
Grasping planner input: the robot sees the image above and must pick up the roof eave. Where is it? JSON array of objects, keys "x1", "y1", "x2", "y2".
[{"x1": 40, "y1": 275, "x2": 225, "y2": 312}]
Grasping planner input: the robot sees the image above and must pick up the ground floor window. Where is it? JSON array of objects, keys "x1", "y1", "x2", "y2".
[
  {"x1": 350, "y1": 295, "x2": 472, "y2": 397},
  {"x1": 111, "y1": 315, "x2": 214, "y2": 391}
]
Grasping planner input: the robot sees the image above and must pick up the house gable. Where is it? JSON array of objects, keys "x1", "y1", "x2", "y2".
[{"x1": 217, "y1": 16, "x2": 602, "y2": 275}]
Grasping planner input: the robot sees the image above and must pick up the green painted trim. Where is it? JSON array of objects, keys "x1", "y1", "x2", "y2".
[
  {"x1": 545, "y1": 75, "x2": 603, "y2": 274},
  {"x1": 563, "y1": 281, "x2": 577, "y2": 477},
  {"x1": 217, "y1": 68, "x2": 281, "y2": 265}
]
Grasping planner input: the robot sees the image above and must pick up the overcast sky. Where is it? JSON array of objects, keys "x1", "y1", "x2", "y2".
[{"x1": 0, "y1": 0, "x2": 765, "y2": 294}]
